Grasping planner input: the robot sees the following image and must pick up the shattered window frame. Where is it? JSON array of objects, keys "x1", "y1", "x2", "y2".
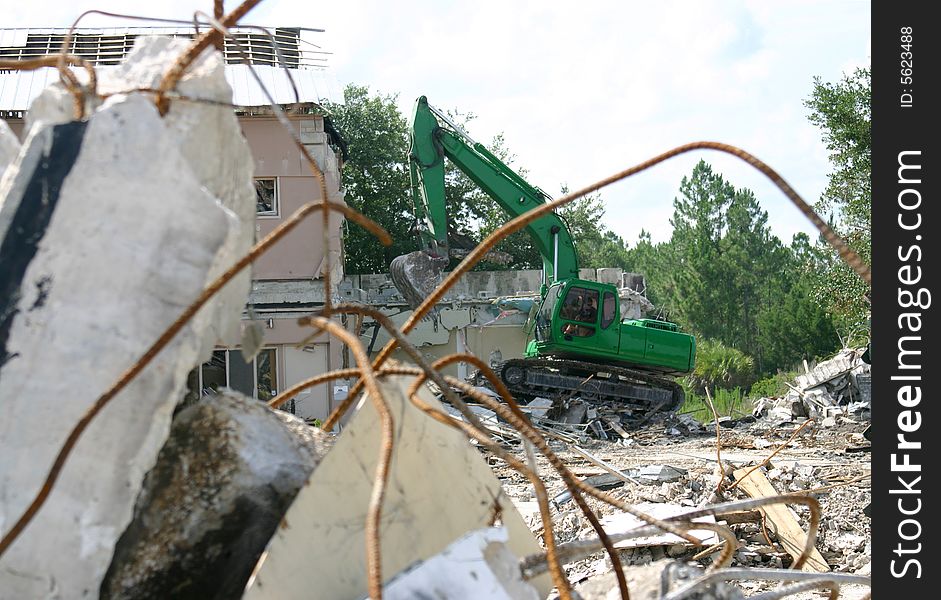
[
  {"x1": 255, "y1": 177, "x2": 279, "y2": 217},
  {"x1": 190, "y1": 347, "x2": 280, "y2": 402}
]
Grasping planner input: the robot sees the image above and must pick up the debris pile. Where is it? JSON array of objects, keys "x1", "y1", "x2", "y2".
[{"x1": 752, "y1": 348, "x2": 871, "y2": 423}]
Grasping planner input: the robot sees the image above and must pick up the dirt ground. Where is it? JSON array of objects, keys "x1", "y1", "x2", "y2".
[{"x1": 488, "y1": 412, "x2": 872, "y2": 599}]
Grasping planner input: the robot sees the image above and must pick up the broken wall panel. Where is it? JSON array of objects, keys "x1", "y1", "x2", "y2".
[
  {"x1": 0, "y1": 38, "x2": 255, "y2": 598},
  {"x1": 242, "y1": 375, "x2": 550, "y2": 600}
]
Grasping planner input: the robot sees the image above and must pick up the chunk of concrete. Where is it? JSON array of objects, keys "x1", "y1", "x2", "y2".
[
  {"x1": 0, "y1": 120, "x2": 19, "y2": 179},
  {"x1": 242, "y1": 375, "x2": 549, "y2": 599},
  {"x1": 574, "y1": 559, "x2": 743, "y2": 600},
  {"x1": 101, "y1": 392, "x2": 331, "y2": 599},
  {"x1": 525, "y1": 397, "x2": 554, "y2": 419},
  {"x1": 0, "y1": 40, "x2": 253, "y2": 598},
  {"x1": 375, "y1": 527, "x2": 539, "y2": 600},
  {"x1": 599, "y1": 503, "x2": 719, "y2": 549}
]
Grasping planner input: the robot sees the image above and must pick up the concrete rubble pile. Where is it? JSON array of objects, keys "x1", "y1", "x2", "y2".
[
  {"x1": 752, "y1": 348, "x2": 871, "y2": 424},
  {"x1": 496, "y1": 416, "x2": 871, "y2": 599}
]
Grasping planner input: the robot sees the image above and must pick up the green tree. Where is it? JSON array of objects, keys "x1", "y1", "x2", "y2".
[
  {"x1": 557, "y1": 191, "x2": 632, "y2": 270},
  {"x1": 756, "y1": 233, "x2": 840, "y2": 369},
  {"x1": 639, "y1": 161, "x2": 839, "y2": 374},
  {"x1": 323, "y1": 85, "x2": 412, "y2": 274},
  {"x1": 804, "y1": 67, "x2": 871, "y2": 341}
]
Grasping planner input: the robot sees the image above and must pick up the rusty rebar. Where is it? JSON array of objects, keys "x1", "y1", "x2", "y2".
[
  {"x1": 155, "y1": 0, "x2": 264, "y2": 115},
  {"x1": 299, "y1": 317, "x2": 393, "y2": 600}
]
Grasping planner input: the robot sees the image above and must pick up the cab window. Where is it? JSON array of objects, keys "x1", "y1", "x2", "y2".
[
  {"x1": 601, "y1": 292, "x2": 617, "y2": 328},
  {"x1": 559, "y1": 286, "x2": 599, "y2": 324},
  {"x1": 559, "y1": 286, "x2": 598, "y2": 338}
]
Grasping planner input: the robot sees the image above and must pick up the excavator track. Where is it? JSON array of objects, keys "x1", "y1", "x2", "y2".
[{"x1": 498, "y1": 357, "x2": 685, "y2": 421}]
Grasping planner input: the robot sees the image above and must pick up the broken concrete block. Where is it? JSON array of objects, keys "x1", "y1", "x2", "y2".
[
  {"x1": 561, "y1": 400, "x2": 588, "y2": 424},
  {"x1": 242, "y1": 375, "x2": 549, "y2": 600},
  {"x1": 636, "y1": 465, "x2": 687, "y2": 484},
  {"x1": 376, "y1": 527, "x2": 539, "y2": 600},
  {"x1": 0, "y1": 120, "x2": 19, "y2": 178},
  {"x1": 0, "y1": 39, "x2": 254, "y2": 597},
  {"x1": 803, "y1": 388, "x2": 837, "y2": 407},
  {"x1": 795, "y1": 352, "x2": 855, "y2": 390},
  {"x1": 600, "y1": 503, "x2": 719, "y2": 549},
  {"x1": 101, "y1": 392, "x2": 331, "y2": 599},
  {"x1": 525, "y1": 397, "x2": 554, "y2": 419}
]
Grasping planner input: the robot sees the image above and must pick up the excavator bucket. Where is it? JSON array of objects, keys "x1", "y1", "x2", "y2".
[{"x1": 390, "y1": 250, "x2": 449, "y2": 310}]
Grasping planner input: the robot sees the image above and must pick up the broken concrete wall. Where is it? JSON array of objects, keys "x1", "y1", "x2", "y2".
[
  {"x1": 0, "y1": 120, "x2": 18, "y2": 177},
  {"x1": 0, "y1": 38, "x2": 254, "y2": 597},
  {"x1": 753, "y1": 347, "x2": 871, "y2": 422},
  {"x1": 352, "y1": 267, "x2": 647, "y2": 305}
]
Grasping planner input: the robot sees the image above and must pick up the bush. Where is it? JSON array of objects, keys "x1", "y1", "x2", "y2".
[
  {"x1": 748, "y1": 371, "x2": 799, "y2": 399},
  {"x1": 686, "y1": 339, "x2": 755, "y2": 395},
  {"x1": 678, "y1": 386, "x2": 753, "y2": 423}
]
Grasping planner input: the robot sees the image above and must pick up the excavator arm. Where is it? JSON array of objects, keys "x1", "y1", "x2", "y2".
[{"x1": 399, "y1": 96, "x2": 579, "y2": 293}]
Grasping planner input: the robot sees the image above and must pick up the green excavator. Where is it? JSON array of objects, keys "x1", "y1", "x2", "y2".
[{"x1": 390, "y1": 96, "x2": 695, "y2": 420}]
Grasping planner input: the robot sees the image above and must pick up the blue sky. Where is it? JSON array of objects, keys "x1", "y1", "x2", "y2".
[{"x1": 8, "y1": 0, "x2": 870, "y2": 246}]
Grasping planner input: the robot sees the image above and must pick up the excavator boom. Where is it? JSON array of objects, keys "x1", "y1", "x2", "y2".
[{"x1": 392, "y1": 96, "x2": 578, "y2": 304}]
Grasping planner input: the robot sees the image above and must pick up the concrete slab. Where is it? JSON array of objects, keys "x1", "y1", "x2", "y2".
[{"x1": 242, "y1": 375, "x2": 549, "y2": 599}]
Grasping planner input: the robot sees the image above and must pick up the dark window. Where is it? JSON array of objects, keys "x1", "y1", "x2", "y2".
[
  {"x1": 255, "y1": 178, "x2": 278, "y2": 215},
  {"x1": 559, "y1": 286, "x2": 599, "y2": 338},
  {"x1": 535, "y1": 284, "x2": 563, "y2": 342},
  {"x1": 602, "y1": 292, "x2": 617, "y2": 328},
  {"x1": 188, "y1": 348, "x2": 279, "y2": 402},
  {"x1": 559, "y1": 286, "x2": 599, "y2": 324}
]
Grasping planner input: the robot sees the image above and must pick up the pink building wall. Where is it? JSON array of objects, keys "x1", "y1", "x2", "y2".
[{"x1": 239, "y1": 114, "x2": 345, "y2": 281}]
